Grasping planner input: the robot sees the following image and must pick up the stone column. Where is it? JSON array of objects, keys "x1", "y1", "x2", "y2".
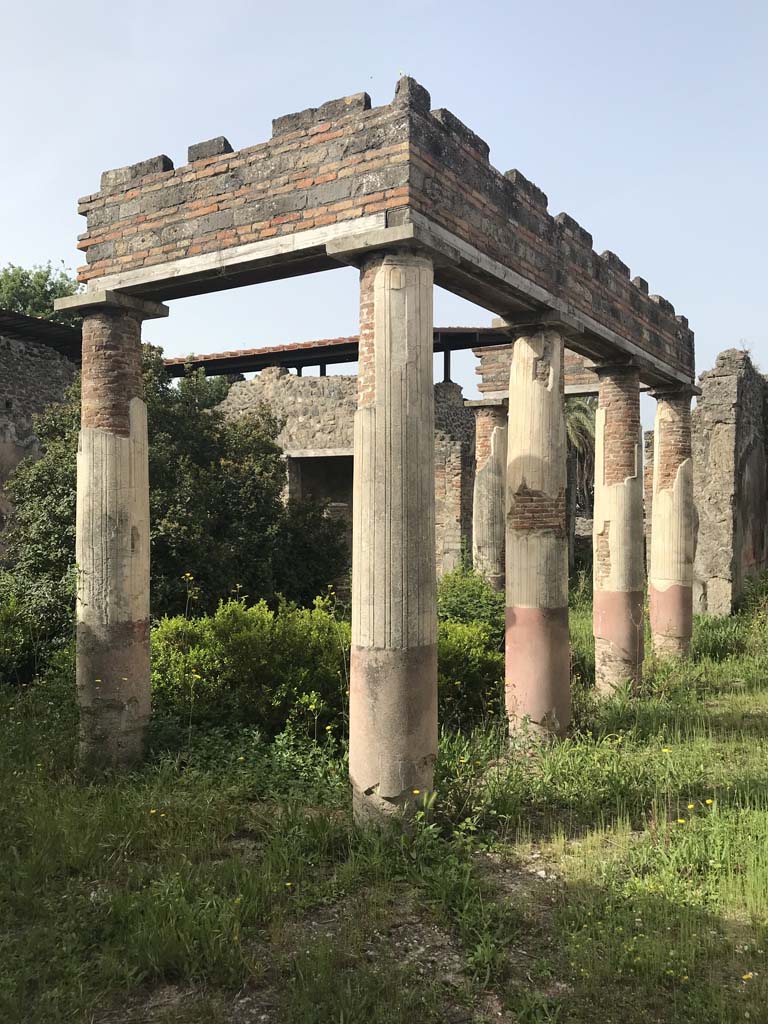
[
  {"x1": 55, "y1": 290, "x2": 167, "y2": 769},
  {"x1": 505, "y1": 328, "x2": 570, "y2": 736},
  {"x1": 467, "y1": 399, "x2": 507, "y2": 590},
  {"x1": 593, "y1": 364, "x2": 645, "y2": 693},
  {"x1": 649, "y1": 390, "x2": 694, "y2": 657},
  {"x1": 349, "y1": 251, "x2": 437, "y2": 822}
]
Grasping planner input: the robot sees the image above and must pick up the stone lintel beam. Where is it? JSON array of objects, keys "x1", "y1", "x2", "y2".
[
  {"x1": 55, "y1": 290, "x2": 169, "y2": 320},
  {"x1": 593, "y1": 363, "x2": 645, "y2": 693},
  {"x1": 650, "y1": 383, "x2": 701, "y2": 400},
  {"x1": 505, "y1": 327, "x2": 570, "y2": 736},
  {"x1": 464, "y1": 397, "x2": 508, "y2": 409},
  {"x1": 349, "y1": 250, "x2": 438, "y2": 824}
]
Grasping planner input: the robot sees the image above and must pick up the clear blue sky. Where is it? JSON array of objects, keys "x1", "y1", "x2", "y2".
[{"x1": 2, "y1": 0, "x2": 766, "y2": 415}]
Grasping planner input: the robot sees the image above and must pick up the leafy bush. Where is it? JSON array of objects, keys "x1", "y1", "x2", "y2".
[
  {"x1": 1, "y1": 348, "x2": 347, "y2": 683},
  {"x1": 437, "y1": 567, "x2": 505, "y2": 649},
  {"x1": 150, "y1": 595, "x2": 507, "y2": 742},
  {"x1": 150, "y1": 597, "x2": 350, "y2": 738},
  {"x1": 0, "y1": 570, "x2": 75, "y2": 684},
  {"x1": 437, "y1": 620, "x2": 503, "y2": 729}
]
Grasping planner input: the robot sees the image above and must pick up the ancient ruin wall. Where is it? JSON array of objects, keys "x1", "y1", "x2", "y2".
[
  {"x1": 219, "y1": 369, "x2": 475, "y2": 574},
  {"x1": 75, "y1": 79, "x2": 692, "y2": 380},
  {"x1": 693, "y1": 350, "x2": 768, "y2": 614},
  {"x1": 0, "y1": 335, "x2": 76, "y2": 528}
]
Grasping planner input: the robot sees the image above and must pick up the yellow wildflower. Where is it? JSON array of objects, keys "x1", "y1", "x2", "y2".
[
  {"x1": 742, "y1": 972, "x2": 753, "y2": 981},
  {"x1": 677, "y1": 818, "x2": 686, "y2": 824},
  {"x1": 687, "y1": 803, "x2": 695, "y2": 810},
  {"x1": 706, "y1": 798, "x2": 713, "y2": 805},
  {"x1": 412, "y1": 789, "x2": 420, "y2": 795},
  {"x1": 149, "y1": 809, "x2": 157, "y2": 815}
]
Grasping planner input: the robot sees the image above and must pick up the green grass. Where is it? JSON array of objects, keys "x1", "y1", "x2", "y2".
[{"x1": 2, "y1": 596, "x2": 768, "y2": 1022}]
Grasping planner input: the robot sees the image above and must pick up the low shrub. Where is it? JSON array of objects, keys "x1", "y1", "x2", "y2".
[
  {"x1": 437, "y1": 620, "x2": 504, "y2": 730},
  {"x1": 0, "y1": 569, "x2": 74, "y2": 684},
  {"x1": 150, "y1": 594, "x2": 506, "y2": 741},
  {"x1": 437, "y1": 567, "x2": 505, "y2": 649},
  {"x1": 150, "y1": 596, "x2": 350, "y2": 739}
]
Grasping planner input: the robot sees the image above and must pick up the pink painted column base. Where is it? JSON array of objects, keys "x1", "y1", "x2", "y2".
[
  {"x1": 505, "y1": 606, "x2": 570, "y2": 737},
  {"x1": 650, "y1": 584, "x2": 693, "y2": 657},
  {"x1": 593, "y1": 590, "x2": 644, "y2": 693}
]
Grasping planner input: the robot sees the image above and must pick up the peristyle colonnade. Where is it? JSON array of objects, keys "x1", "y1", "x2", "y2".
[
  {"x1": 57, "y1": 76, "x2": 695, "y2": 821},
  {"x1": 59, "y1": 256, "x2": 694, "y2": 820}
]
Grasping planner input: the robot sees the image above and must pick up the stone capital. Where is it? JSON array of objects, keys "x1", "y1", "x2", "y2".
[
  {"x1": 493, "y1": 310, "x2": 586, "y2": 341},
  {"x1": 649, "y1": 383, "x2": 700, "y2": 400},
  {"x1": 54, "y1": 289, "x2": 169, "y2": 320},
  {"x1": 464, "y1": 397, "x2": 508, "y2": 410}
]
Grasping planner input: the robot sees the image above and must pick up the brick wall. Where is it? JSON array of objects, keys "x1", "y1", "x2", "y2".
[
  {"x1": 75, "y1": 78, "x2": 692, "y2": 379},
  {"x1": 76, "y1": 93, "x2": 411, "y2": 285},
  {"x1": 598, "y1": 368, "x2": 642, "y2": 487}
]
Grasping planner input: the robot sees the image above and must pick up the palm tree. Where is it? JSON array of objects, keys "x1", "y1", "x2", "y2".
[{"x1": 564, "y1": 397, "x2": 596, "y2": 569}]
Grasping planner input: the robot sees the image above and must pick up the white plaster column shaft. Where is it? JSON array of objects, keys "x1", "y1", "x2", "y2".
[
  {"x1": 469, "y1": 400, "x2": 507, "y2": 590},
  {"x1": 349, "y1": 251, "x2": 437, "y2": 821}
]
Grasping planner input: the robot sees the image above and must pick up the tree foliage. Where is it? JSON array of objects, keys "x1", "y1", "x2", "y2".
[
  {"x1": 0, "y1": 263, "x2": 81, "y2": 324},
  {"x1": 565, "y1": 396, "x2": 596, "y2": 515},
  {"x1": 0, "y1": 348, "x2": 348, "y2": 678}
]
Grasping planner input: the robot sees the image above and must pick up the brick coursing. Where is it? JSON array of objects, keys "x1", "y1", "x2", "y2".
[
  {"x1": 358, "y1": 259, "x2": 377, "y2": 409},
  {"x1": 597, "y1": 367, "x2": 641, "y2": 486},
  {"x1": 655, "y1": 394, "x2": 692, "y2": 491},
  {"x1": 474, "y1": 405, "x2": 504, "y2": 470},
  {"x1": 508, "y1": 486, "x2": 567, "y2": 534},
  {"x1": 75, "y1": 78, "x2": 692, "y2": 379},
  {"x1": 644, "y1": 429, "x2": 654, "y2": 543},
  {"x1": 81, "y1": 312, "x2": 144, "y2": 436}
]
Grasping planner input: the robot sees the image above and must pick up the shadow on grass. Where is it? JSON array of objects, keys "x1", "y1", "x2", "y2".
[{"x1": 477, "y1": 852, "x2": 768, "y2": 1024}]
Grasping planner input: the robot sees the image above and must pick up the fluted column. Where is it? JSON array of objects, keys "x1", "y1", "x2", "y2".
[
  {"x1": 349, "y1": 251, "x2": 437, "y2": 822},
  {"x1": 54, "y1": 290, "x2": 168, "y2": 768},
  {"x1": 505, "y1": 328, "x2": 570, "y2": 736},
  {"x1": 649, "y1": 390, "x2": 695, "y2": 657},
  {"x1": 593, "y1": 364, "x2": 645, "y2": 693},
  {"x1": 467, "y1": 398, "x2": 507, "y2": 590}
]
